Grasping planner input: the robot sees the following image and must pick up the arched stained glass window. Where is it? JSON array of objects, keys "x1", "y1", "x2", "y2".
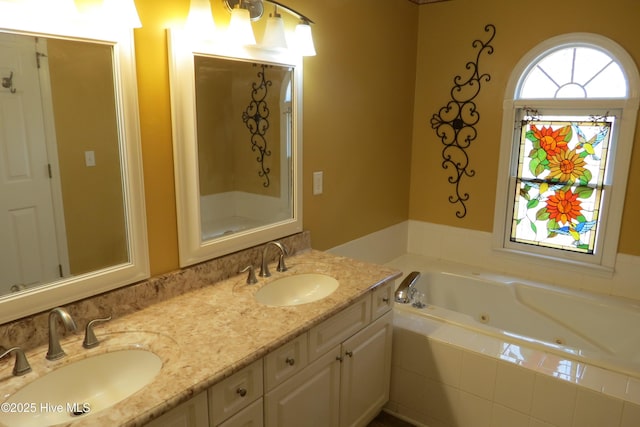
[{"x1": 493, "y1": 34, "x2": 639, "y2": 271}]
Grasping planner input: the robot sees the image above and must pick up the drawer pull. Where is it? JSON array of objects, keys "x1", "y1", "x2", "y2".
[
  {"x1": 236, "y1": 387, "x2": 247, "y2": 397},
  {"x1": 285, "y1": 357, "x2": 295, "y2": 366},
  {"x1": 345, "y1": 351, "x2": 353, "y2": 358},
  {"x1": 382, "y1": 297, "x2": 389, "y2": 303}
]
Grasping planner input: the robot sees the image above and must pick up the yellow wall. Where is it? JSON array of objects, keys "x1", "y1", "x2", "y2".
[
  {"x1": 296, "y1": 0, "x2": 418, "y2": 252},
  {"x1": 48, "y1": 38, "x2": 127, "y2": 274},
  {"x1": 130, "y1": 0, "x2": 639, "y2": 277},
  {"x1": 132, "y1": 0, "x2": 418, "y2": 275},
  {"x1": 410, "y1": 0, "x2": 640, "y2": 256}
]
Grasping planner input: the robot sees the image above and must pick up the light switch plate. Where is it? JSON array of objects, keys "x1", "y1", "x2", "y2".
[
  {"x1": 313, "y1": 171, "x2": 323, "y2": 195},
  {"x1": 84, "y1": 150, "x2": 96, "y2": 167}
]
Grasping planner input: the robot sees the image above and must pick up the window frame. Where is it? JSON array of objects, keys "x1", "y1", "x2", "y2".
[{"x1": 493, "y1": 33, "x2": 639, "y2": 273}]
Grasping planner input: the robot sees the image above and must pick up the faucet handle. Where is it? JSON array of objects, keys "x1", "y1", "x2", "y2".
[
  {"x1": 82, "y1": 315, "x2": 112, "y2": 349},
  {"x1": 240, "y1": 265, "x2": 258, "y2": 284},
  {"x1": 0, "y1": 346, "x2": 32, "y2": 376}
]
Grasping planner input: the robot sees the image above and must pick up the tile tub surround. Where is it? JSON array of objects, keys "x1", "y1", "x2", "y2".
[
  {"x1": 0, "y1": 232, "x2": 311, "y2": 353},
  {"x1": 387, "y1": 311, "x2": 640, "y2": 427},
  {"x1": 0, "y1": 245, "x2": 401, "y2": 426}
]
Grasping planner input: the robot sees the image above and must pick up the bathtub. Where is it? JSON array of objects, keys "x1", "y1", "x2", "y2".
[
  {"x1": 387, "y1": 254, "x2": 640, "y2": 378},
  {"x1": 384, "y1": 254, "x2": 640, "y2": 426}
]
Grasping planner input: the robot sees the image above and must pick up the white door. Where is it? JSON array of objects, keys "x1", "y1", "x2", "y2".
[{"x1": 0, "y1": 33, "x2": 64, "y2": 293}]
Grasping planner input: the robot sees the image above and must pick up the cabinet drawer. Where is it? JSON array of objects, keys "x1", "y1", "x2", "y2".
[
  {"x1": 264, "y1": 333, "x2": 308, "y2": 391},
  {"x1": 308, "y1": 296, "x2": 371, "y2": 360},
  {"x1": 209, "y1": 359, "x2": 263, "y2": 426},
  {"x1": 371, "y1": 280, "x2": 394, "y2": 319},
  {"x1": 218, "y1": 397, "x2": 263, "y2": 427}
]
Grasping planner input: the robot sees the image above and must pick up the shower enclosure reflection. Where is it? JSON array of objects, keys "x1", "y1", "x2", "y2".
[{"x1": 194, "y1": 56, "x2": 294, "y2": 241}]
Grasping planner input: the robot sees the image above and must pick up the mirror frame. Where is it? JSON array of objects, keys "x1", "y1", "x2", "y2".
[
  {"x1": 168, "y1": 29, "x2": 303, "y2": 267},
  {"x1": 0, "y1": 16, "x2": 149, "y2": 323}
]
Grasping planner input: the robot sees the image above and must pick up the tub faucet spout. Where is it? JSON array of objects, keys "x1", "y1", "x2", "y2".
[
  {"x1": 46, "y1": 307, "x2": 78, "y2": 361},
  {"x1": 394, "y1": 271, "x2": 421, "y2": 304}
]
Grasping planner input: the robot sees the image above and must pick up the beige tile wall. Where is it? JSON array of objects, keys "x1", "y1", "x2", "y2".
[{"x1": 386, "y1": 326, "x2": 640, "y2": 427}]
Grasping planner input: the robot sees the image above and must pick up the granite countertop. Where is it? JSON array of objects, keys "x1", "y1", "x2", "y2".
[{"x1": 0, "y1": 250, "x2": 400, "y2": 426}]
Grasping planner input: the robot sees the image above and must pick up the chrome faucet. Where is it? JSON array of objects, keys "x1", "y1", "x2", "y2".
[
  {"x1": 0, "y1": 346, "x2": 31, "y2": 376},
  {"x1": 394, "y1": 271, "x2": 421, "y2": 304},
  {"x1": 46, "y1": 307, "x2": 78, "y2": 361},
  {"x1": 259, "y1": 241, "x2": 288, "y2": 277}
]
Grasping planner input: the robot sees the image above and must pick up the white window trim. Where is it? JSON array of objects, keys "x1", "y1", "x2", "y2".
[{"x1": 492, "y1": 33, "x2": 639, "y2": 274}]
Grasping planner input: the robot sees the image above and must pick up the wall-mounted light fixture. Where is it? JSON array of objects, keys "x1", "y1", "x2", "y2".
[
  {"x1": 0, "y1": 0, "x2": 142, "y2": 31},
  {"x1": 261, "y1": 6, "x2": 287, "y2": 50},
  {"x1": 186, "y1": 0, "x2": 217, "y2": 39},
  {"x1": 186, "y1": 0, "x2": 315, "y2": 56},
  {"x1": 235, "y1": 0, "x2": 315, "y2": 55},
  {"x1": 102, "y1": 0, "x2": 142, "y2": 29},
  {"x1": 227, "y1": 2, "x2": 256, "y2": 46}
]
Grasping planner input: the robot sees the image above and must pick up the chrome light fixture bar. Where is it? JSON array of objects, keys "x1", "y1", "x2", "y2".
[{"x1": 222, "y1": 0, "x2": 316, "y2": 56}]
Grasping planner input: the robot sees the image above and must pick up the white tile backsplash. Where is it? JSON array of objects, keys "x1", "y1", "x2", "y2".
[{"x1": 406, "y1": 220, "x2": 640, "y2": 302}]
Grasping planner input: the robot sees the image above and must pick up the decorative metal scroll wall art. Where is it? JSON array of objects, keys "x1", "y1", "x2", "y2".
[
  {"x1": 430, "y1": 24, "x2": 496, "y2": 218},
  {"x1": 242, "y1": 63, "x2": 273, "y2": 187}
]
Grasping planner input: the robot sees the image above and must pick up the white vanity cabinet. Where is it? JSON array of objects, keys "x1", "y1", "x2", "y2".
[
  {"x1": 265, "y1": 280, "x2": 394, "y2": 427},
  {"x1": 209, "y1": 360, "x2": 264, "y2": 427},
  {"x1": 144, "y1": 280, "x2": 394, "y2": 427},
  {"x1": 217, "y1": 398, "x2": 263, "y2": 427},
  {"x1": 145, "y1": 391, "x2": 209, "y2": 427},
  {"x1": 339, "y1": 311, "x2": 393, "y2": 427},
  {"x1": 264, "y1": 345, "x2": 342, "y2": 426}
]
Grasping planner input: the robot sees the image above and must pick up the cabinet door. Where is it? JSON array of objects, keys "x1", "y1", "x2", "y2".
[
  {"x1": 218, "y1": 398, "x2": 263, "y2": 427},
  {"x1": 144, "y1": 391, "x2": 209, "y2": 427},
  {"x1": 265, "y1": 346, "x2": 341, "y2": 427},
  {"x1": 339, "y1": 311, "x2": 393, "y2": 427}
]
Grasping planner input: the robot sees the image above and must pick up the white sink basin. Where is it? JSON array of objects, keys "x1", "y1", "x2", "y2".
[
  {"x1": 0, "y1": 349, "x2": 161, "y2": 426},
  {"x1": 255, "y1": 273, "x2": 339, "y2": 306}
]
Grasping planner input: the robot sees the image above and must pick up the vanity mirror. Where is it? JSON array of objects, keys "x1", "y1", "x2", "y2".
[
  {"x1": 0, "y1": 22, "x2": 148, "y2": 323},
  {"x1": 168, "y1": 30, "x2": 302, "y2": 267}
]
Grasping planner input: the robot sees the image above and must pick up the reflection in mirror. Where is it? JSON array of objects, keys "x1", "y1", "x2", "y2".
[
  {"x1": 194, "y1": 56, "x2": 293, "y2": 241},
  {"x1": 0, "y1": 28, "x2": 148, "y2": 324},
  {"x1": 168, "y1": 30, "x2": 302, "y2": 267}
]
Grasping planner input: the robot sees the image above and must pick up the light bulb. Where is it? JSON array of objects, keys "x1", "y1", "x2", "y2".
[{"x1": 103, "y1": 0, "x2": 142, "y2": 29}]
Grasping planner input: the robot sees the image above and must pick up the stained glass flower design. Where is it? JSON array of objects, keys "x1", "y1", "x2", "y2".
[{"x1": 511, "y1": 118, "x2": 612, "y2": 253}]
